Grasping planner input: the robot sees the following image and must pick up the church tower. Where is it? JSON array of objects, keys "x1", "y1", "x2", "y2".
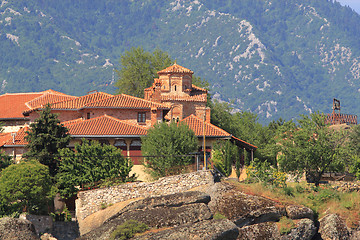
[{"x1": 144, "y1": 63, "x2": 209, "y2": 122}]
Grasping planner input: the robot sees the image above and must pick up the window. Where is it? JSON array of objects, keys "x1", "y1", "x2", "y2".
[
  {"x1": 137, "y1": 112, "x2": 146, "y2": 123},
  {"x1": 87, "y1": 112, "x2": 91, "y2": 119}
]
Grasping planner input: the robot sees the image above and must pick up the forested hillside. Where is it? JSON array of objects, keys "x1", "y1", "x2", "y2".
[{"x1": 1, "y1": 0, "x2": 360, "y2": 123}]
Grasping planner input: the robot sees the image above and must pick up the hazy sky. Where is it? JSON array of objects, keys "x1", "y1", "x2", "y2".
[{"x1": 337, "y1": 0, "x2": 360, "y2": 14}]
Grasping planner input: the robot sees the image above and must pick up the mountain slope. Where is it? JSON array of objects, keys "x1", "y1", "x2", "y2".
[{"x1": 1, "y1": 0, "x2": 360, "y2": 123}]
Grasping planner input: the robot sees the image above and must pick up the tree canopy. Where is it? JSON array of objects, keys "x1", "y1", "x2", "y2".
[
  {"x1": 277, "y1": 113, "x2": 347, "y2": 186},
  {"x1": 23, "y1": 104, "x2": 71, "y2": 177},
  {"x1": 0, "y1": 160, "x2": 53, "y2": 215},
  {"x1": 141, "y1": 121, "x2": 198, "y2": 178},
  {"x1": 115, "y1": 47, "x2": 173, "y2": 98},
  {"x1": 57, "y1": 139, "x2": 134, "y2": 198}
]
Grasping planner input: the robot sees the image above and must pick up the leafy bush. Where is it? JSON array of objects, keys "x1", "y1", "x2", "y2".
[
  {"x1": 141, "y1": 122, "x2": 197, "y2": 179},
  {"x1": 50, "y1": 204, "x2": 72, "y2": 222},
  {"x1": 57, "y1": 139, "x2": 135, "y2": 198},
  {"x1": 110, "y1": 220, "x2": 149, "y2": 240},
  {"x1": 0, "y1": 160, "x2": 54, "y2": 215},
  {"x1": 283, "y1": 186, "x2": 294, "y2": 197},
  {"x1": 246, "y1": 159, "x2": 287, "y2": 188}
]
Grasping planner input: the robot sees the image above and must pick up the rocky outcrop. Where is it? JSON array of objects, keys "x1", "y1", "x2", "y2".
[
  {"x1": 134, "y1": 219, "x2": 239, "y2": 240},
  {"x1": 74, "y1": 174, "x2": 358, "y2": 240},
  {"x1": 0, "y1": 217, "x2": 38, "y2": 240},
  {"x1": 319, "y1": 214, "x2": 350, "y2": 240},
  {"x1": 285, "y1": 205, "x2": 314, "y2": 220},
  {"x1": 237, "y1": 222, "x2": 281, "y2": 240},
  {"x1": 78, "y1": 191, "x2": 213, "y2": 240},
  {"x1": 106, "y1": 191, "x2": 211, "y2": 223},
  {"x1": 208, "y1": 182, "x2": 286, "y2": 227},
  {"x1": 281, "y1": 218, "x2": 317, "y2": 240}
]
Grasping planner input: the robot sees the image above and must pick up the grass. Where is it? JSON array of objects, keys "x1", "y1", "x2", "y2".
[
  {"x1": 277, "y1": 216, "x2": 295, "y2": 235},
  {"x1": 110, "y1": 220, "x2": 149, "y2": 240},
  {"x1": 231, "y1": 180, "x2": 360, "y2": 229}
]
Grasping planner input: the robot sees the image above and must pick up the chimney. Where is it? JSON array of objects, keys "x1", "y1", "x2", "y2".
[
  {"x1": 151, "y1": 107, "x2": 158, "y2": 125},
  {"x1": 205, "y1": 107, "x2": 211, "y2": 123},
  {"x1": 11, "y1": 132, "x2": 17, "y2": 144},
  {"x1": 152, "y1": 78, "x2": 162, "y2": 103}
]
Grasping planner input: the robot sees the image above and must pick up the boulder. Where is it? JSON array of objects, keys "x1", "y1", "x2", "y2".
[
  {"x1": 280, "y1": 218, "x2": 316, "y2": 240},
  {"x1": 0, "y1": 217, "x2": 38, "y2": 240},
  {"x1": 237, "y1": 222, "x2": 281, "y2": 240},
  {"x1": 351, "y1": 230, "x2": 360, "y2": 240},
  {"x1": 134, "y1": 219, "x2": 239, "y2": 240},
  {"x1": 106, "y1": 191, "x2": 211, "y2": 223},
  {"x1": 319, "y1": 214, "x2": 350, "y2": 240},
  {"x1": 285, "y1": 205, "x2": 314, "y2": 220},
  {"x1": 78, "y1": 203, "x2": 212, "y2": 240},
  {"x1": 208, "y1": 182, "x2": 285, "y2": 227}
]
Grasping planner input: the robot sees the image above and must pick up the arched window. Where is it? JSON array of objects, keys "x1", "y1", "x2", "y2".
[{"x1": 174, "y1": 85, "x2": 177, "y2": 91}]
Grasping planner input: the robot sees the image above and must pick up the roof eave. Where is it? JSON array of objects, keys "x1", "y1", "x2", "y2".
[{"x1": 71, "y1": 135, "x2": 145, "y2": 138}]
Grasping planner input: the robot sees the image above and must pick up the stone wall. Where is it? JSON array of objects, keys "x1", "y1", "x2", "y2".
[
  {"x1": 75, "y1": 170, "x2": 214, "y2": 221},
  {"x1": 19, "y1": 214, "x2": 53, "y2": 235}
]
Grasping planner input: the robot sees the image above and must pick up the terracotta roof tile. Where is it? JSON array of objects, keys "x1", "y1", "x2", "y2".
[
  {"x1": 0, "y1": 89, "x2": 73, "y2": 119},
  {"x1": 65, "y1": 115, "x2": 147, "y2": 136},
  {"x1": 231, "y1": 136, "x2": 258, "y2": 150},
  {"x1": 0, "y1": 132, "x2": 11, "y2": 146},
  {"x1": 50, "y1": 92, "x2": 113, "y2": 109},
  {"x1": 157, "y1": 63, "x2": 194, "y2": 74},
  {"x1": 26, "y1": 92, "x2": 77, "y2": 109},
  {"x1": 85, "y1": 94, "x2": 169, "y2": 109},
  {"x1": 2, "y1": 127, "x2": 29, "y2": 146},
  {"x1": 181, "y1": 114, "x2": 231, "y2": 137}
]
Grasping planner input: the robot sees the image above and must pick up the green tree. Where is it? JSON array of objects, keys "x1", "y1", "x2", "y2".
[
  {"x1": 278, "y1": 113, "x2": 347, "y2": 186},
  {"x1": 0, "y1": 160, "x2": 53, "y2": 215},
  {"x1": 23, "y1": 104, "x2": 71, "y2": 177},
  {"x1": 212, "y1": 140, "x2": 239, "y2": 177},
  {"x1": 115, "y1": 47, "x2": 173, "y2": 98},
  {"x1": 0, "y1": 152, "x2": 12, "y2": 171},
  {"x1": 141, "y1": 121, "x2": 198, "y2": 178},
  {"x1": 57, "y1": 139, "x2": 134, "y2": 198}
]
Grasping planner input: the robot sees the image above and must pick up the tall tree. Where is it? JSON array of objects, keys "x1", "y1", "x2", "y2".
[
  {"x1": 115, "y1": 47, "x2": 173, "y2": 98},
  {"x1": 23, "y1": 104, "x2": 71, "y2": 177},
  {"x1": 141, "y1": 121, "x2": 198, "y2": 179},
  {"x1": 277, "y1": 112, "x2": 347, "y2": 186}
]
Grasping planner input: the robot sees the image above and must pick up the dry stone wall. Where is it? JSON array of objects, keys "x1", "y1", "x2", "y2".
[{"x1": 75, "y1": 170, "x2": 214, "y2": 221}]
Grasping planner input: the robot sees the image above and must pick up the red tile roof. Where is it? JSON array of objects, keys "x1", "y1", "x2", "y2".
[
  {"x1": 50, "y1": 92, "x2": 113, "y2": 110},
  {"x1": 26, "y1": 92, "x2": 77, "y2": 109},
  {"x1": 0, "y1": 132, "x2": 11, "y2": 146},
  {"x1": 85, "y1": 94, "x2": 169, "y2": 109},
  {"x1": 157, "y1": 63, "x2": 194, "y2": 74},
  {"x1": 1, "y1": 127, "x2": 29, "y2": 146},
  {"x1": 181, "y1": 114, "x2": 231, "y2": 137},
  {"x1": 65, "y1": 115, "x2": 147, "y2": 136},
  {"x1": 0, "y1": 90, "x2": 74, "y2": 119},
  {"x1": 231, "y1": 136, "x2": 258, "y2": 150}
]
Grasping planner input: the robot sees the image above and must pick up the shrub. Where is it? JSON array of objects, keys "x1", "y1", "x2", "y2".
[
  {"x1": 246, "y1": 159, "x2": 287, "y2": 188},
  {"x1": 213, "y1": 212, "x2": 227, "y2": 220},
  {"x1": 141, "y1": 122, "x2": 197, "y2": 179},
  {"x1": 110, "y1": 220, "x2": 149, "y2": 240},
  {"x1": 278, "y1": 216, "x2": 295, "y2": 235},
  {"x1": 50, "y1": 204, "x2": 72, "y2": 222}
]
